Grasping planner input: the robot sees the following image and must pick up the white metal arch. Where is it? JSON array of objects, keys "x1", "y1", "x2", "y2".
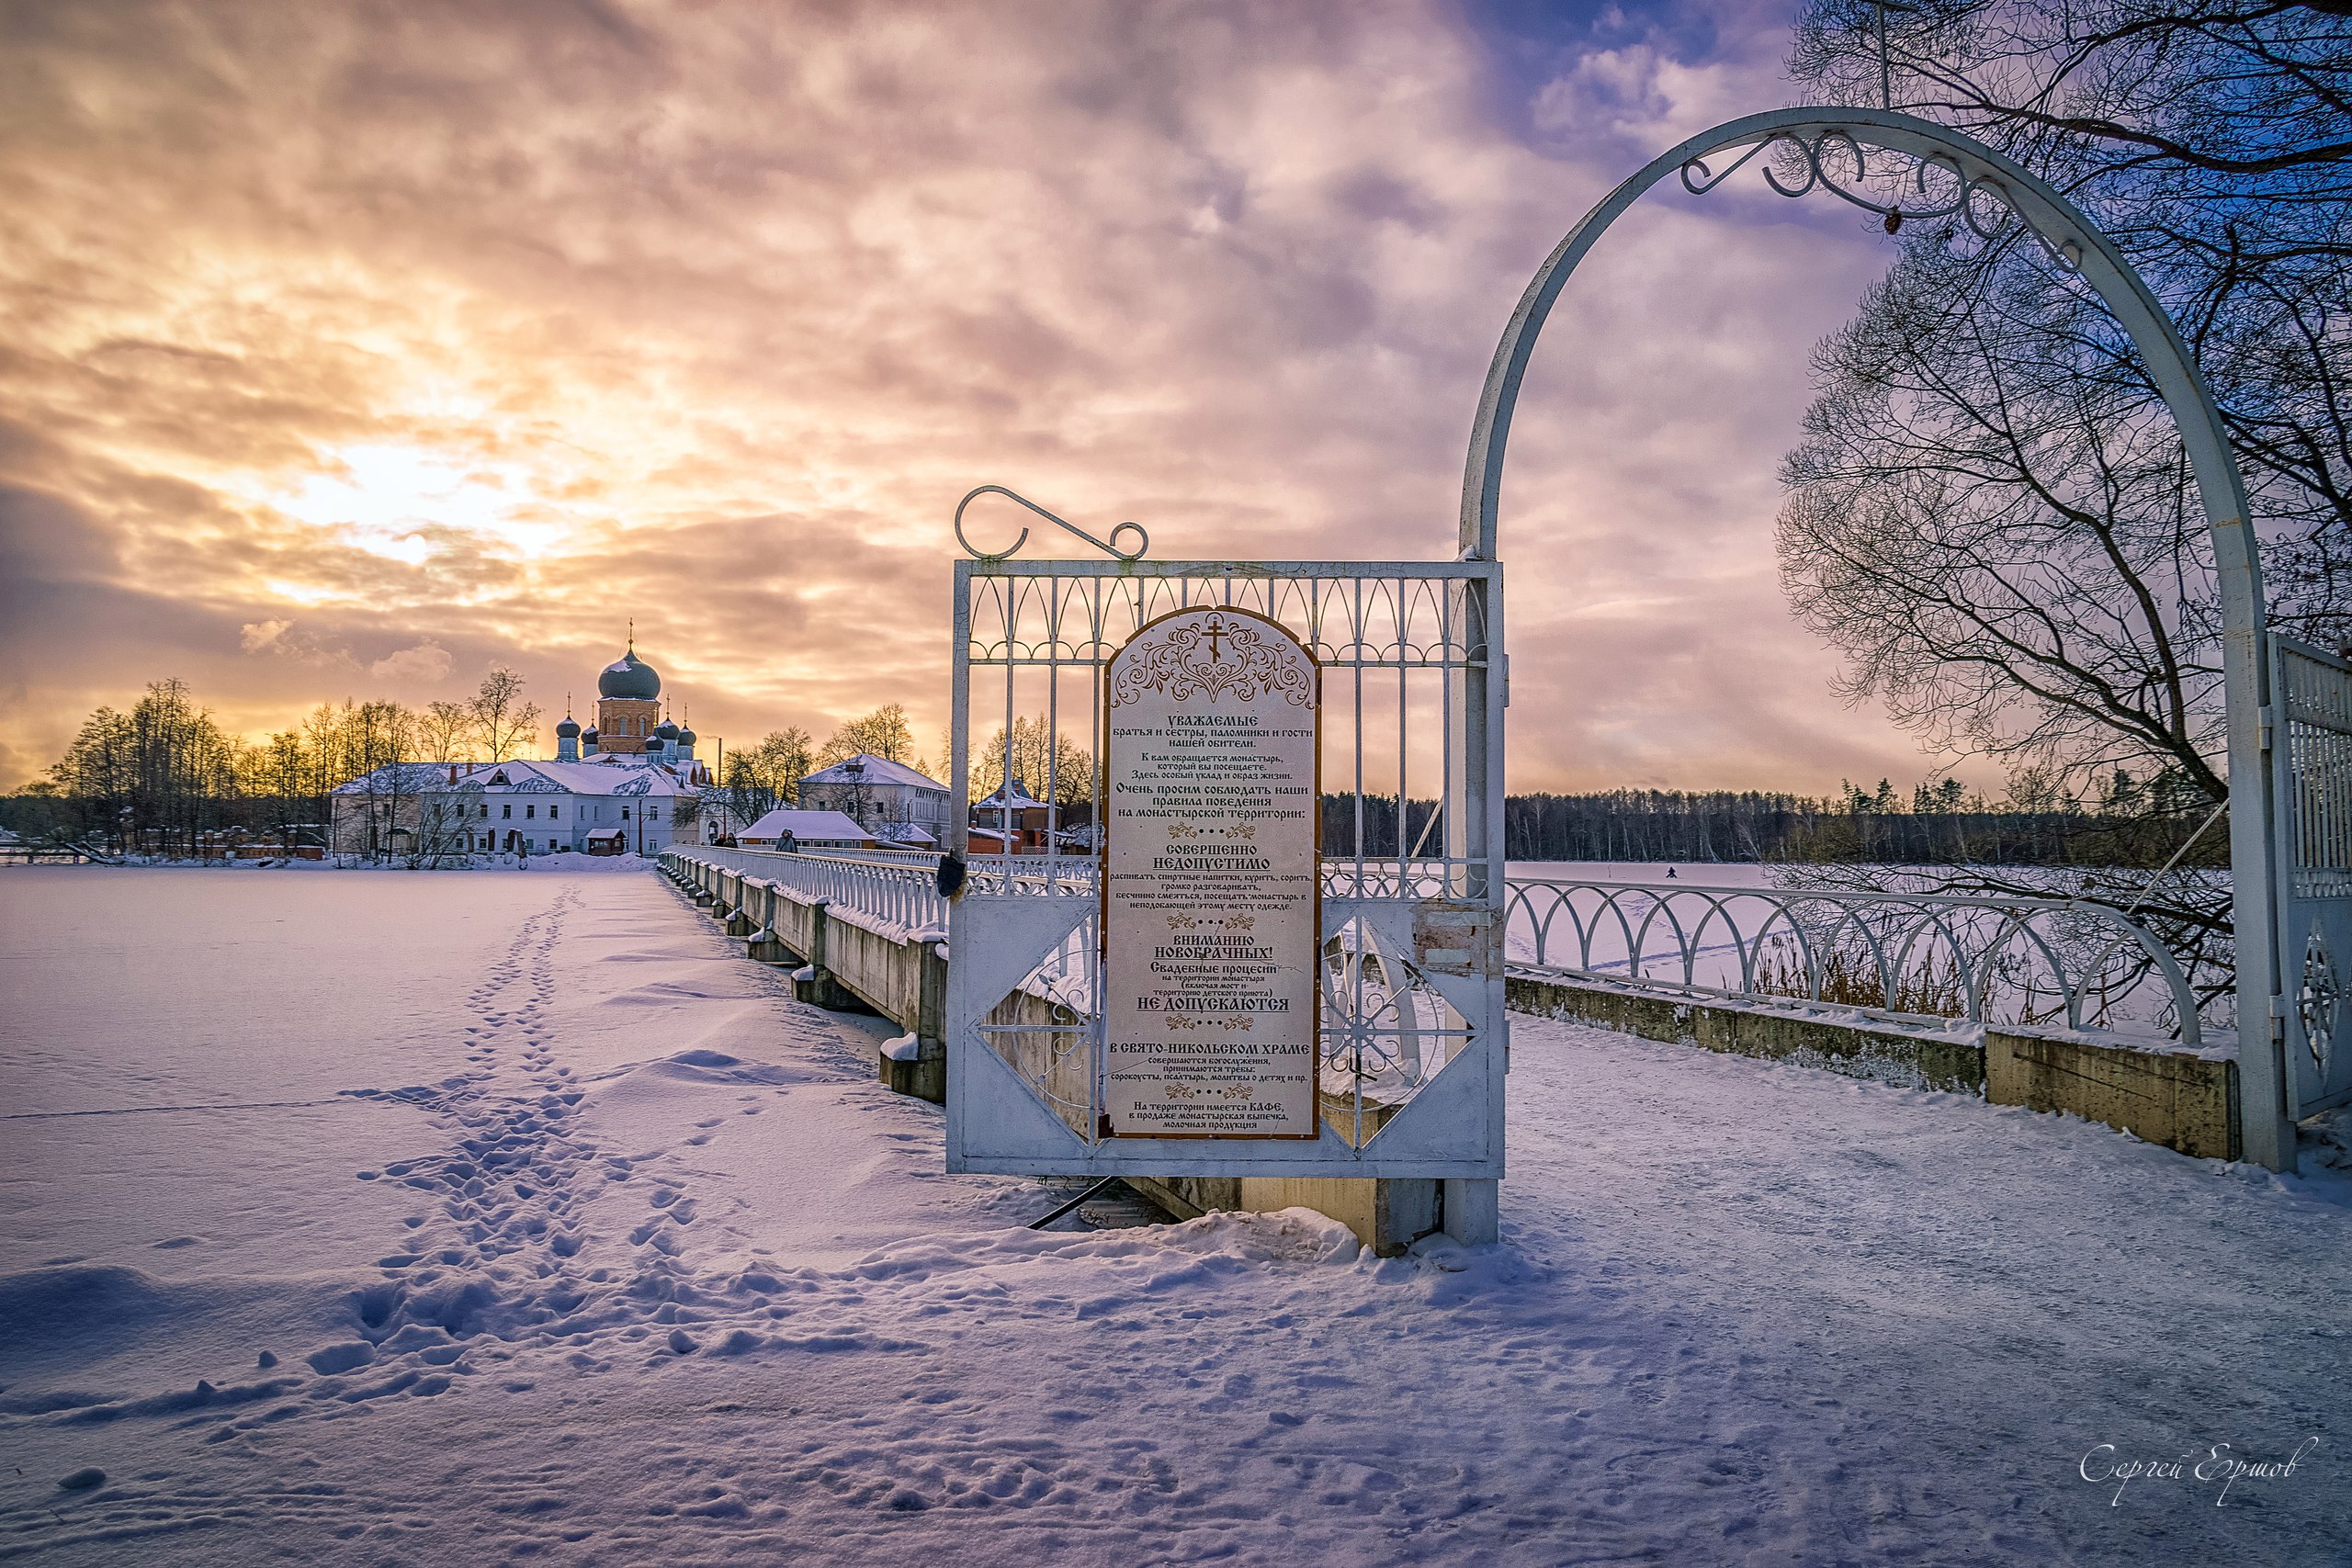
[{"x1": 1461, "y1": 107, "x2": 2294, "y2": 1169}]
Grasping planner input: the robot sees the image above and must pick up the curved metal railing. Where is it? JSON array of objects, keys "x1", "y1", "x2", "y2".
[
  {"x1": 667, "y1": 849, "x2": 2204, "y2": 1044},
  {"x1": 1504, "y1": 876, "x2": 2201, "y2": 1043}
]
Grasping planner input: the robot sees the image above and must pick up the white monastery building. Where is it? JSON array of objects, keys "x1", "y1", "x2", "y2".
[
  {"x1": 331, "y1": 642, "x2": 712, "y2": 858},
  {"x1": 796, "y1": 753, "x2": 953, "y2": 847}
]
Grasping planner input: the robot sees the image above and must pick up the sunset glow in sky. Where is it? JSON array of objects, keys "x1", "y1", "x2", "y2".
[{"x1": 0, "y1": 0, "x2": 1946, "y2": 794}]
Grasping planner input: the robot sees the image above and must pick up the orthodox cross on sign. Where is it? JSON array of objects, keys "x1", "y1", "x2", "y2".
[{"x1": 1204, "y1": 619, "x2": 1228, "y2": 660}]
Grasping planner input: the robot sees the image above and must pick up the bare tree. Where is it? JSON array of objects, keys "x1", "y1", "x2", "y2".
[
  {"x1": 819, "y1": 704, "x2": 923, "y2": 771},
  {"x1": 406, "y1": 787, "x2": 475, "y2": 869},
  {"x1": 719, "y1": 727, "x2": 813, "y2": 834},
  {"x1": 1770, "y1": 0, "x2": 2352, "y2": 1015},
  {"x1": 754, "y1": 728, "x2": 814, "y2": 802},
  {"x1": 238, "y1": 728, "x2": 313, "y2": 853},
  {"x1": 1786, "y1": 0, "x2": 2352, "y2": 717},
  {"x1": 1777, "y1": 248, "x2": 2229, "y2": 799},
  {"x1": 420, "y1": 699, "x2": 477, "y2": 764},
  {"x1": 49, "y1": 680, "x2": 242, "y2": 856},
  {"x1": 345, "y1": 700, "x2": 419, "y2": 863},
  {"x1": 971, "y1": 714, "x2": 1093, "y2": 807},
  {"x1": 469, "y1": 667, "x2": 542, "y2": 763}
]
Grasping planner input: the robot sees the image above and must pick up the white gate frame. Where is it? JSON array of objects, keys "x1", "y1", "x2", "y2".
[
  {"x1": 1459, "y1": 107, "x2": 2299, "y2": 1170},
  {"x1": 944, "y1": 554, "x2": 1509, "y2": 1182}
]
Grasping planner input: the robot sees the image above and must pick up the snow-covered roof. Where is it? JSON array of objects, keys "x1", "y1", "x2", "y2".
[
  {"x1": 740, "y1": 809, "x2": 873, "y2": 843},
  {"x1": 876, "y1": 824, "x2": 938, "y2": 847},
  {"x1": 799, "y1": 753, "x2": 946, "y2": 793},
  {"x1": 331, "y1": 758, "x2": 698, "y2": 798},
  {"x1": 518, "y1": 759, "x2": 696, "y2": 797},
  {"x1": 974, "y1": 780, "x2": 1048, "y2": 810},
  {"x1": 329, "y1": 761, "x2": 465, "y2": 795}
]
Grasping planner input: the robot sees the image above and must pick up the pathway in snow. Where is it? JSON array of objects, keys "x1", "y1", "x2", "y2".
[{"x1": 1, "y1": 866, "x2": 2346, "y2": 1565}]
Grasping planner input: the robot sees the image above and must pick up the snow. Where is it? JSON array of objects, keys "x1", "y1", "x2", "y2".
[
  {"x1": 737, "y1": 807, "x2": 873, "y2": 845},
  {"x1": 330, "y1": 758, "x2": 700, "y2": 798},
  {"x1": 19, "y1": 852, "x2": 665, "y2": 874},
  {"x1": 3, "y1": 866, "x2": 2346, "y2": 1564},
  {"x1": 801, "y1": 754, "x2": 948, "y2": 792}
]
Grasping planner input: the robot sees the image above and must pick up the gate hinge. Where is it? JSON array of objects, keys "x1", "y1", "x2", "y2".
[
  {"x1": 2271, "y1": 993, "x2": 2290, "y2": 1041},
  {"x1": 1501, "y1": 653, "x2": 1510, "y2": 709},
  {"x1": 2259, "y1": 703, "x2": 2276, "y2": 753}
]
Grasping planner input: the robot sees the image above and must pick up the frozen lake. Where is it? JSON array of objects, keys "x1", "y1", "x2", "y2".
[{"x1": 1, "y1": 865, "x2": 2345, "y2": 1564}]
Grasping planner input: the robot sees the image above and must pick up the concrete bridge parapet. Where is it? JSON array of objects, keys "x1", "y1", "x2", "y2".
[{"x1": 664, "y1": 849, "x2": 947, "y2": 1103}]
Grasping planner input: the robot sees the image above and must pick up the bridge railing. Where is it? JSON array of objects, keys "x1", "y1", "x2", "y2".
[
  {"x1": 667, "y1": 850, "x2": 2201, "y2": 1044},
  {"x1": 673, "y1": 845, "x2": 948, "y2": 940},
  {"x1": 1504, "y1": 875, "x2": 2203, "y2": 1044},
  {"x1": 801, "y1": 846, "x2": 946, "y2": 869},
  {"x1": 965, "y1": 852, "x2": 1098, "y2": 897}
]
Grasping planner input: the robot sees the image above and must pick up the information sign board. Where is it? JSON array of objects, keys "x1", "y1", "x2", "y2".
[{"x1": 1101, "y1": 607, "x2": 1319, "y2": 1138}]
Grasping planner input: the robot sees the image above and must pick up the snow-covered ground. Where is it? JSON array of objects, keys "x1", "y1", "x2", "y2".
[{"x1": 2, "y1": 866, "x2": 2345, "y2": 1565}]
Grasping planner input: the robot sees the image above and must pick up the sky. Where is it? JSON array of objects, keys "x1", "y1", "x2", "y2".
[{"x1": 0, "y1": 0, "x2": 1954, "y2": 796}]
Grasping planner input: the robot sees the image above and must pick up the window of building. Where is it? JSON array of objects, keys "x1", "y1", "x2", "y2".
[
  {"x1": 549, "y1": 806, "x2": 560, "y2": 820},
  {"x1": 526, "y1": 805, "x2": 536, "y2": 819},
  {"x1": 480, "y1": 804, "x2": 489, "y2": 818},
  {"x1": 503, "y1": 804, "x2": 512, "y2": 818},
  {"x1": 621, "y1": 807, "x2": 630, "y2": 820}
]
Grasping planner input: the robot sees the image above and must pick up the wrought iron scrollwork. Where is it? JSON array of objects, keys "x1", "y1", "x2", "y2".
[
  {"x1": 1680, "y1": 128, "x2": 2084, "y2": 272},
  {"x1": 1504, "y1": 874, "x2": 2205, "y2": 1044},
  {"x1": 2301, "y1": 926, "x2": 2338, "y2": 1074},
  {"x1": 954, "y1": 484, "x2": 1148, "y2": 564}
]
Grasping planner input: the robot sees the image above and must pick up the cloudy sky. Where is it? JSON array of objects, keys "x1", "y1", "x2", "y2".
[{"x1": 0, "y1": 0, "x2": 1948, "y2": 795}]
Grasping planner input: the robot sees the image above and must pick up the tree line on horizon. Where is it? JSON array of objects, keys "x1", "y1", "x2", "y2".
[
  {"x1": 3, "y1": 680, "x2": 1122, "y2": 852},
  {"x1": 7, "y1": 681, "x2": 975, "y2": 855},
  {"x1": 1320, "y1": 771, "x2": 2226, "y2": 870},
  {"x1": 7, "y1": 671, "x2": 546, "y2": 857},
  {"x1": 14, "y1": 675, "x2": 2225, "y2": 871}
]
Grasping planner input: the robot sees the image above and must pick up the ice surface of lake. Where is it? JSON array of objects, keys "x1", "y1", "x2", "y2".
[{"x1": 1, "y1": 865, "x2": 2344, "y2": 1564}]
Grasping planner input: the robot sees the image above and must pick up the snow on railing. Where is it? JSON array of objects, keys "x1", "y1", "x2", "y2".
[
  {"x1": 814, "y1": 846, "x2": 946, "y2": 869},
  {"x1": 671, "y1": 845, "x2": 948, "y2": 942},
  {"x1": 1504, "y1": 875, "x2": 2203, "y2": 1045}
]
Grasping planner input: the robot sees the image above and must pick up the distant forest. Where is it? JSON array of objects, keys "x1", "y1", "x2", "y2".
[{"x1": 1319, "y1": 785, "x2": 2227, "y2": 869}]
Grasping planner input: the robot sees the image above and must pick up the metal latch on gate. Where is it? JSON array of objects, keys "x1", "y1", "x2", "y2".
[{"x1": 1415, "y1": 902, "x2": 1498, "y2": 976}]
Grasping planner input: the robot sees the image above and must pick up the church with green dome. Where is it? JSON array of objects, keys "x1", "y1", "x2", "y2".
[
  {"x1": 591, "y1": 643, "x2": 664, "y2": 756},
  {"x1": 331, "y1": 637, "x2": 712, "y2": 861}
]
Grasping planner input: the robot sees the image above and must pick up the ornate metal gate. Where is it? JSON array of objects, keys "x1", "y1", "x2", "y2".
[
  {"x1": 2272, "y1": 635, "x2": 2352, "y2": 1117},
  {"x1": 945, "y1": 547, "x2": 1508, "y2": 1184}
]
